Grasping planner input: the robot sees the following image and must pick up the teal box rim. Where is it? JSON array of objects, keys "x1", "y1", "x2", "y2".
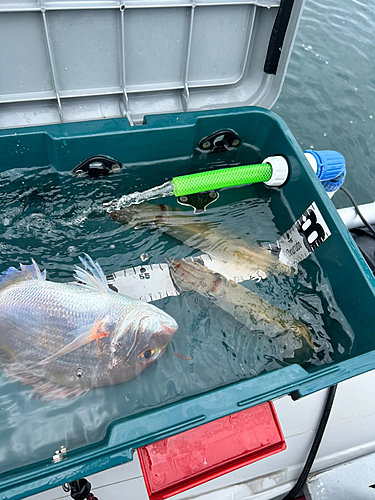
[{"x1": 1, "y1": 106, "x2": 375, "y2": 500}]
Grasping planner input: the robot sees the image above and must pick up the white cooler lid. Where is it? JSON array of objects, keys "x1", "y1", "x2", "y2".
[{"x1": 0, "y1": 0, "x2": 305, "y2": 128}]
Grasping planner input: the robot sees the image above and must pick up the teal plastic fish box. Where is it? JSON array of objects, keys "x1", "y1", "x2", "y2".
[{"x1": 1, "y1": 1, "x2": 375, "y2": 499}]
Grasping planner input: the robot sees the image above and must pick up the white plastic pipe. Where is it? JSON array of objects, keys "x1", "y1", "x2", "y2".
[
  {"x1": 304, "y1": 152, "x2": 318, "y2": 174},
  {"x1": 337, "y1": 202, "x2": 375, "y2": 229}
]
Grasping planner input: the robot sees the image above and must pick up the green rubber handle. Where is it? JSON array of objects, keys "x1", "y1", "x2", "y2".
[{"x1": 171, "y1": 163, "x2": 273, "y2": 197}]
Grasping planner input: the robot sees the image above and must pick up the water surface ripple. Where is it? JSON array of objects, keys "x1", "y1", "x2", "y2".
[{"x1": 277, "y1": 0, "x2": 375, "y2": 206}]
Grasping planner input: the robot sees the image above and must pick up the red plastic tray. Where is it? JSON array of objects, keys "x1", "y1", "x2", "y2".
[{"x1": 138, "y1": 401, "x2": 286, "y2": 500}]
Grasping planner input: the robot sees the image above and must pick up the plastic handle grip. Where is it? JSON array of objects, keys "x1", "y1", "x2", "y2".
[{"x1": 171, "y1": 163, "x2": 273, "y2": 197}]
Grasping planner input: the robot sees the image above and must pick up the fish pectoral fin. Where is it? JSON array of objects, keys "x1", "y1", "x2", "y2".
[{"x1": 38, "y1": 321, "x2": 110, "y2": 365}]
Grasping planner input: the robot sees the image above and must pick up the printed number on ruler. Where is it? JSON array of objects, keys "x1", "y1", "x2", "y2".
[
  {"x1": 297, "y1": 205, "x2": 327, "y2": 251},
  {"x1": 138, "y1": 267, "x2": 150, "y2": 280}
]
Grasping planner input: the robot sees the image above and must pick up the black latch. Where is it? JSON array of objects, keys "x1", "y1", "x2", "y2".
[
  {"x1": 72, "y1": 156, "x2": 122, "y2": 178},
  {"x1": 198, "y1": 130, "x2": 241, "y2": 153},
  {"x1": 63, "y1": 478, "x2": 98, "y2": 500}
]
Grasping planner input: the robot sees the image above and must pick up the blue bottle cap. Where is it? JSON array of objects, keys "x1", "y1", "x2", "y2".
[{"x1": 304, "y1": 150, "x2": 346, "y2": 181}]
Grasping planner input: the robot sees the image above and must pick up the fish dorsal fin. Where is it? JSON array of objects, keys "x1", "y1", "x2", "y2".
[
  {"x1": 0, "y1": 259, "x2": 46, "y2": 291},
  {"x1": 74, "y1": 254, "x2": 110, "y2": 294},
  {"x1": 20, "y1": 259, "x2": 46, "y2": 280}
]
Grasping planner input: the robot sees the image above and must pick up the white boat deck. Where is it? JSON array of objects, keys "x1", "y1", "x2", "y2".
[
  {"x1": 305, "y1": 450, "x2": 375, "y2": 499},
  {"x1": 26, "y1": 369, "x2": 375, "y2": 500}
]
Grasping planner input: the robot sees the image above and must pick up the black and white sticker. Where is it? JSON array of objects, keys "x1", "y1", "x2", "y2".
[{"x1": 277, "y1": 202, "x2": 331, "y2": 267}]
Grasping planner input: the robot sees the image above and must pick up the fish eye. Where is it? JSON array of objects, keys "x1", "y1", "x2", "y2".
[
  {"x1": 138, "y1": 348, "x2": 156, "y2": 363},
  {"x1": 143, "y1": 349, "x2": 154, "y2": 359},
  {"x1": 213, "y1": 273, "x2": 226, "y2": 284}
]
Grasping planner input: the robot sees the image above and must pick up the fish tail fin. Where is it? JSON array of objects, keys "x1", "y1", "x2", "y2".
[
  {"x1": 0, "y1": 260, "x2": 46, "y2": 291},
  {"x1": 74, "y1": 254, "x2": 110, "y2": 293}
]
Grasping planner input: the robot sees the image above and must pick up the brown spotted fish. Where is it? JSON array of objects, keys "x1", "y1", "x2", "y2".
[
  {"x1": 168, "y1": 258, "x2": 313, "y2": 361},
  {"x1": 109, "y1": 202, "x2": 291, "y2": 280}
]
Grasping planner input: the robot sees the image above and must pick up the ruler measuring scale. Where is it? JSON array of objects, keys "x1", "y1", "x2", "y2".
[
  {"x1": 106, "y1": 253, "x2": 267, "y2": 303},
  {"x1": 106, "y1": 262, "x2": 179, "y2": 303}
]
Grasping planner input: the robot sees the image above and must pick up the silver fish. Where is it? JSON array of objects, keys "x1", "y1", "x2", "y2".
[
  {"x1": 168, "y1": 258, "x2": 313, "y2": 361},
  {"x1": 0, "y1": 255, "x2": 178, "y2": 401},
  {"x1": 109, "y1": 203, "x2": 291, "y2": 280}
]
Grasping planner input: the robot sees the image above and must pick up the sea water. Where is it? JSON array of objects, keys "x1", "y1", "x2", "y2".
[
  {"x1": 276, "y1": 0, "x2": 375, "y2": 208},
  {"x1": 0, "y1": 164, "x2": 354, "y2": 475}
]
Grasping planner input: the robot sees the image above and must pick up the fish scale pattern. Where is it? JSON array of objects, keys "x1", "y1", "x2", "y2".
[{"x1": 172, "y1": 163, "x2": 273, "y2": 197}]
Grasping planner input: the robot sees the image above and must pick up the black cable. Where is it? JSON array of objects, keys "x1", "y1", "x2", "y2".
[
  {"x1": 264, "y1": 0, "x2": 295, "y2": 75},
  {"x1": 340, "y1": 187, "x2": 375, "y2": 239},
  {"x1": 280, "y1": 384, "x2": 338, "y2": 500}
]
